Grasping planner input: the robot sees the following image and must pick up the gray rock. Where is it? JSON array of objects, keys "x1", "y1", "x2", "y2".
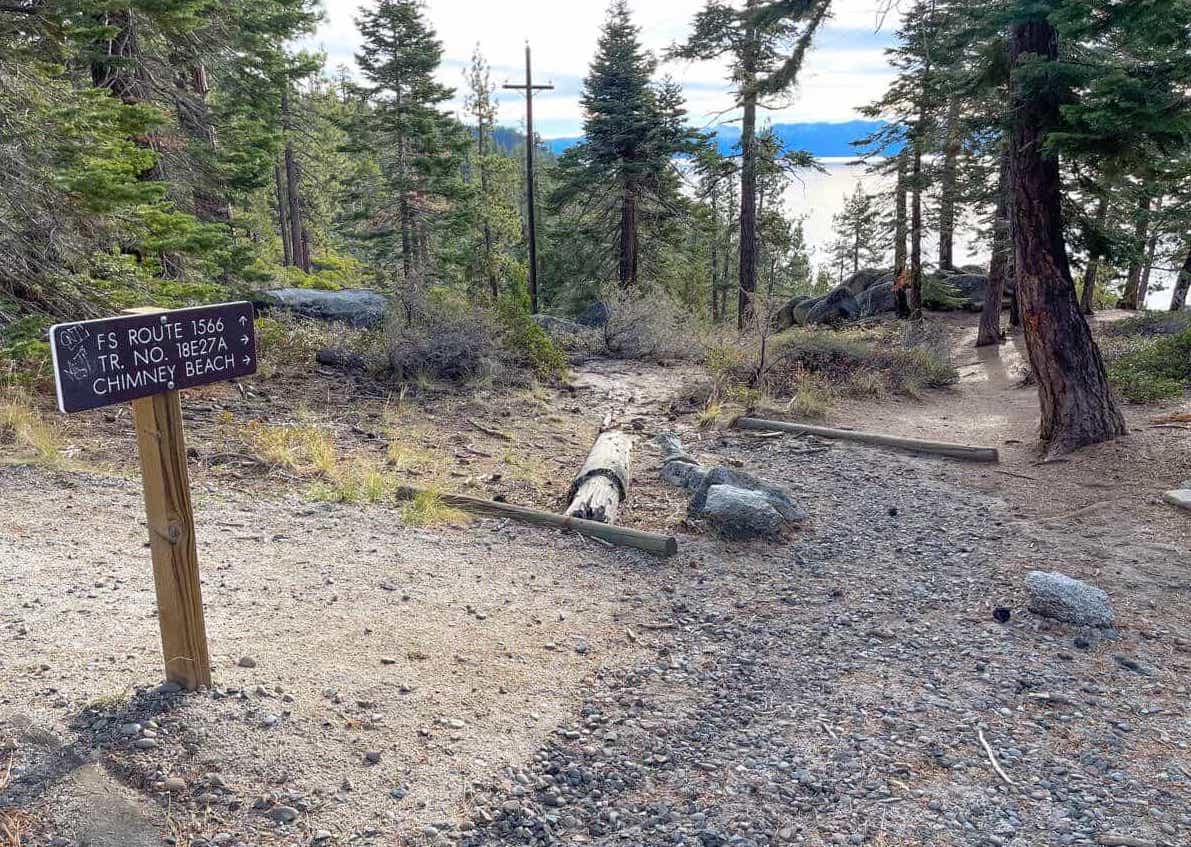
[
  {"x1": 237, "y1": 656, "x2": 257, "y2": 668},
  {"x1": 843, "y1": 268, "x2": 890, "y2": 296},
  {"x1": 689, "y1": 466, "x2": 807, "y2": 524},
  {"x1": 661, "y1": 459, "x2": 708, "y2": 490},
  {"x1": 856, "y1": 279, "x2": 896, "y2": 317},
  {"x1": 696, "y1": 485, "x2": 786, "y2": 539},
  {"x1": 266, "y1": 805, "x2": 299, "y2": 823},
  {"x1": 794, "y1": 286, "x2": 860, "y2": 326},
  {"x1": 252, "y1": 288, "x2": 387, "y2": 328},
  {"x1": 576, "y1": 301, "x2": 611, "y2": 328},
  {"x1": 1164, "y1": 489, "x2": 1191, "y2": 512},
  {"x1": 773, "y1": 296, "x2": 810, "y2": 332},
  {"x1": 316, "y1": 347, "x2": 366, "y2": 370},
  {"x1": 1025, "y1": 571, "x2": 1115, "y2": 628}
]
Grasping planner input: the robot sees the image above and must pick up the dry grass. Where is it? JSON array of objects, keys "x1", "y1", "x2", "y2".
[
  {"x1": 310, "y1": 460, "x2": 394, "y2": 504},
  {"x1": 0, "y1": 390, "x2": 63, "y2": 466},
  {"x1": 242, "y1": 420, "x2": 337, "y2": 476},
  {"x1": 400, "y1": 489, "x2": 468, "y2": 527}
]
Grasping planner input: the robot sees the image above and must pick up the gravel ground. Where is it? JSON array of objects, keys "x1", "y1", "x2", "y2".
[{"x1": 3, "y1": 352, "x2": 1190, "y2": 847}]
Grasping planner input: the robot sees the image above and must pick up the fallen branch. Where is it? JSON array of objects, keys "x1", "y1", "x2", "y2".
[
  {"x1": 976, "y1": 728, "x2": 1014, "y2": 787},
  {"x1": 733, "y1": 417, "x2": 999, "y2": 463},
  {"x1": 394, "y1": 487, "x2": 677, "y2": 557},
  {"x1": 467, "y1": 419, "x2": 514, "y2": 441}
]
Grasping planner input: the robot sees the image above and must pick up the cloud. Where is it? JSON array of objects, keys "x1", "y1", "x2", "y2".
[{"x1": 306, "y1": 0, "x2": 897, "y2": 135}]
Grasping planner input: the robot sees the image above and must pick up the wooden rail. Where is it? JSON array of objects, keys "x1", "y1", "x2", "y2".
[{"x1": 734, "y1": 417, "x2": 1000, "y2": 463}]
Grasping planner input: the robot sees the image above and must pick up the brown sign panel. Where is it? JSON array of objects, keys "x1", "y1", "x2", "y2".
[{"x1": 51, "y1": 302, "x2": 257, "y2": 413}]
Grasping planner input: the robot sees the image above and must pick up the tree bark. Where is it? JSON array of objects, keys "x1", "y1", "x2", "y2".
[
  {"x1": 1079, "y1": 194, "x2": 1108, "y2": 315},
  {"x1": 395, "y1": 86, "x2": 413, "y2": 284},
  {"x1": 284, "y1": 139, "x2": 308, "y2": 273},
  {"x1": 476, "y1": 115, "x2": 497, "y2": 301},
  {"x1": 175, "y1": 63, "x2": 231, "y2": 224},
  {"x1": 1171, "y1": 246, "x2": 1191, "y2": 312},
  {"x1": 618, "y1": 188, "x2": 639, "y2": 287},
  {"x1": 909, "y1": 129, "x2": 925, "y2": 320},
  {"x1": 893, "y1": 151, "x2": 910, "y2": 318},
  {"x1": 1137, "y1": 196, "x2": 1161, "y2": 306},
  {"x1": 977, "y1": 150, "x2": 1010, "y2": 347},
  {"x1": 938, "y1": 96, "x2": 961, "y2": 271},
  {"x1": 737, "y1": 9, "x2": 759, "y2": 329},
  {"x1": 275, "y1": 161, "x2": 292, "y2": 267},
  {"x1": 1008, "y1": 17, "x2": 1125, "y2": 457},
  {"x1": 1118, "y1": 192, "x2": 1150, "y2": 310},
  {"x1": 709, "y1": 186, "x2": 720, "y2": 321}
]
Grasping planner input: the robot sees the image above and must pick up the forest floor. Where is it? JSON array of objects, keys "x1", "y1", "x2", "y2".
[{"x1": 2, "y1": 312, "x2": 1189, "y2": 847}]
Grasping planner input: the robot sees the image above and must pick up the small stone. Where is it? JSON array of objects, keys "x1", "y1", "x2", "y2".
[
  {"x1": 1164, "y1": 489, "x2": 1191, "y2": 512},
  {"x1": 162, "y1": 777, "x2": 186, "y2": 793},
  {"x1": 365, "y1": 750, "x2": 382, "y2": 764},
  {"x1": 119, "y1": 722, "x2": 142, "y2": 736},
  {"x1": 313, "y1": 831, "x2": 332, "y2": 843},
  {"x1": 238, "y1": 656, "x2": 257, "y2": 668},
  {"x1": 1025, "y1": 571, "x2": 1115, "y2": 628},
  {"x1": 132, "y1": 738, "x2": 158, "y2": 750},
  {"x1": 380, "y1": 657, "x2": 396, "y2": 665},
  {"x1": 266, "y1": 804, "x2": 299, "y2": 823}
]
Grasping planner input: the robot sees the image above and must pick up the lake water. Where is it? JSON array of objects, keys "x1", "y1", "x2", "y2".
[
  {"x1": 793, "y1": 158, "x2": 1177, "y2": 308},
  {"x1": 787, "y1": 157, "x2": 987, "y2": 275}
]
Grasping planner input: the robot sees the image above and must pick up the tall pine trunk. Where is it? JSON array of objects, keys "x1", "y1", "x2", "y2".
[
  {"x1": 1137, "y1": 197, "x2": 1161, "y2": 306},
  {"x1": 893, "y1": 151, "x2": 910, "y2": 318},
  {"x1": 909, "y1": 128, "x2": 925, "y2": 319},
  {"x1": 275, "y1": 161, "x2": 292, "y2": 266},
  {"x1": 284, "y1": 140, "x2": 308, "y2": 272},
  {"x1": 977, "y1": 150, "x2": 1010, "y2": 347},
  {"x1": 1118, "y1": 192, "x2": 1150, "y2": 309},
  {"x1": 1171, "y1": 247, "x2": 1191, "y2": 312},
  {"x1": 737, "y1": 7, "x2": 759, "y2": 330},
  {"x1": 175, "y1": 63, "x2": 231, "y2": 224},
  {"x1": 1008, "y1": 17, "x2": 1125, "y2": 457},
  {"x1": 938, "y1": 97, "x2": 961, "y2": 271},
  {"x1": 395, "y1": 88, "x2": 413, "y2": 283},
  {"x1": 1080, "y1": 195, "x2": 1108, "y2": 315},
  {"x1": 618, "y1": 187, "x2": 639, "y2": 287},
  {"x1": 476, "y1": 115, "x2": 497, "y2": 301},
  {"x1": 710, "y1": 187, "x2": 720, "y2": 322}
]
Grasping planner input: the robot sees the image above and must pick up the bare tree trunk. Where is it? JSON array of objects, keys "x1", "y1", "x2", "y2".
[
  {"x1": 1137, "y1": 196, "x2": 1161, "y2": 307},
  {"x1": 1080, "y1": 194, "x2": 1109, "y2": 315},
  {"x1": 938, "y1": 96, "x2": 961, "y2": 271},
  {"x1": 710, "y1": 187, "x2": 720, "y2": 321},
  {"x1": 284, "y1": 140, "x2": 308, "y2": 273},
  {"x1": 275, "y1": 161, "x2": 292, "y2": 267},
  {"x1": 1118, "y1": 192, "x2": 1150, "y2": 310},
  {"x1": 1008, "y1": 17, "x2": 1125, "y2": 457},
  {"x1": 737, "y1": 5, "x2": 759, "y2": 330},
  {"x1": 893, "y1": 150, "x2": 910, "y2": 318},
  {"x1": 395, "y1": 87, "x2": 413, "y2": 284},
  {"x1": 476, "y1": 117, "x2": 497, "y2": 301},
  {"x1": 977, "y1": 150, "x2": 1010, "y2": 347},
  {"x1": 618, "y1": 187, "x2": 638, "y2": 288},
  {"x1": 1171, "y1": 246, "x2": 1191, "y2": 312},
  {"x1": 175, "y1": 63, "x2": 231, "y2": 224},
  {"x1": 909, "y1": 129, "x2": 925, "y2": 319}
]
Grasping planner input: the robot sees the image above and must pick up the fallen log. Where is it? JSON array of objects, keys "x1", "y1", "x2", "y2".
[
  {"x1": 394, "y1": 486, "x2": 677, "y2": 557},
  {"x1": 733, "y1": 417, "x2": 999, "y2": 463},
  {"x1": 566, "y1": 431, "x2": 631, "y2": 523}
]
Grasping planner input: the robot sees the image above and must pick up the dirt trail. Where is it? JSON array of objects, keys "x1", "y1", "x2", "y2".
[{"x1": 3, "y1": 319, "x2": 1190, "y2": 846}]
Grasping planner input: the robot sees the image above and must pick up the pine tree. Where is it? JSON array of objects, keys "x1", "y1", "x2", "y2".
[
  {"x1": 355, "y1": 0, "x2": 456, "y2": 288},
  {"x1": 670, "y1": 0, "x2": 830, "y2": 328},
  {"x1": 553, "y1": 1, "x2": 698, "y2": 290},
  {"x1": 829, "y1": 185, "x2": 883, "y2": 278}
]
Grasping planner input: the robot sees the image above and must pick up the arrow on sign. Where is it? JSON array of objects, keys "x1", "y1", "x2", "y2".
[
  {"x1": 240, "y1": 335, "x2": 249, "y2": 345},
  {"x1": 239, "y1": 315, "x2": 248, "y2": 326},
  {"x1": 242, "y1": 356, "x2": 252, "y2": 366}
]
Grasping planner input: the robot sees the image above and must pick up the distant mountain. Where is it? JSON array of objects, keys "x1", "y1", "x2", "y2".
[{"x1": 541, "y1": 120, "x2": 897, "y2": 159}]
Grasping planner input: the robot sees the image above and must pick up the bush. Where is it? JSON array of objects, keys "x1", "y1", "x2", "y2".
[
  {"x1": 496, "y1": 295, "x2": 568, "y2": 381},
  {"x1": 1103, "y1": 319, "x2": 1191, "y2": 403},
  {"x1": 761, "y1": 320, "x2": 958, "y2": 399},
  {"x1": 597, "y1": 286, "x2": 706, "y2": 362},
  {"x1": 386, "y1": 289, "x2": 498, "y2": 384}
]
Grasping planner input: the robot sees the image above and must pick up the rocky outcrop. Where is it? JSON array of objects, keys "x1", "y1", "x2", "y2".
[
  {"x1": 843, "y1": 268, "x2": 890, "y2": 296},
  {"x1": 576, "y1": 301, "x2": 611, "y2": 328},
  {"x1": 798, "y1": 286, "x2": 860, "y2": 326},
  {"x1": 252, "y1": 288, "x2": 387, "y2": 328},
  {"x1": 856, "y1": 280, "x2": 896, "y2": 317}
]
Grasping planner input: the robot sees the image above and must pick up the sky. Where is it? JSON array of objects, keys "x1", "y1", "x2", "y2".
[{"x1": 304, "y1": 0, "x2": 899, "y2": 138}]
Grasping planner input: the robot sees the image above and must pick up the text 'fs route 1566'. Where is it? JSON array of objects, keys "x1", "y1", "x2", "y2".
[{"x1": 50, "y1": 302, "x2": 258, "y2": 413}]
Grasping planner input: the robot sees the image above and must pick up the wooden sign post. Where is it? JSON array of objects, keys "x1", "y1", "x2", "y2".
[{"x1": 50, "y1": 302, "x2": 257, "y2": 690}]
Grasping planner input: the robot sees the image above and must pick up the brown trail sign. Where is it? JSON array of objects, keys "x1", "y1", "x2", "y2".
[{"x1": 50, "y1": 302, "x2": 258, "y2": 690}]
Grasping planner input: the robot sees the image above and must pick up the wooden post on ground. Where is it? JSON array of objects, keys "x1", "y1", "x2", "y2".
[
  {"x1": 124, "y1": 306, "x2": 211, "y2": 690},
  {"x1": 132, "y1": 388, "x2": 211, "y2": 690}
]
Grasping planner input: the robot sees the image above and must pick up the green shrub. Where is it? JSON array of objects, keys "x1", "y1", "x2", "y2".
[
  {"x1": 1105, "y1": 325, "x2": 1191, "y2": 403},
  {"x1": 1, "y1": 314, "x2": 53, "y2": 388},
  {"x1": 496, "y1": 293, "x2": 567, "y2": 381}
]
